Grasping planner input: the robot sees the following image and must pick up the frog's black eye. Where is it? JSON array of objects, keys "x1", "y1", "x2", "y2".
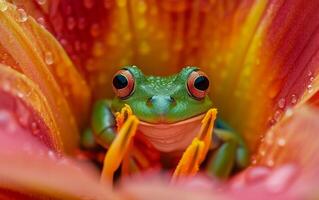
[
  {"x1": 187, "y1": 70, "x2": 210, "y2": 99},
  {"x1": 112, "y1": 69, "x2": 135, "y2": 99}
]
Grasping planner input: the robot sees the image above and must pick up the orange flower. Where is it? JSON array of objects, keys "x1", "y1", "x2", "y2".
[{"x1": 0, "y1": 0, "x2": 318, "y2": 199}]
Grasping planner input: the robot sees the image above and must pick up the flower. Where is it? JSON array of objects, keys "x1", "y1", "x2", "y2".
[{"x1": 0, "y1": 0, "x2": 318, "y2": 199}]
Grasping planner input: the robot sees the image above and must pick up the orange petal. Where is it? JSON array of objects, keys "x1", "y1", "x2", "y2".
[
  {"x1": 0, "y1": 65, "x2": 62, "y2": 152},
  {"x1": 0, "y1": 1, "x2": 92, "y2": 152}
]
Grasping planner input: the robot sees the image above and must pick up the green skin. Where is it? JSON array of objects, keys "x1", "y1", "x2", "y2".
[{"x1": 81, "y1": 66, "x2": 249, "y2": 179}]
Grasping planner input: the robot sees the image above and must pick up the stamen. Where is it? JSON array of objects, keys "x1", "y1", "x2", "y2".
[
  {"x1": 100, "y1": 115, "x2": 139, "y2": 184},
  {"x1": 172, "y1": 138, "x2": 204, "y2": 181},
  {"x1": 172, "y1": 108, "x2": 217, "y2": 181}
]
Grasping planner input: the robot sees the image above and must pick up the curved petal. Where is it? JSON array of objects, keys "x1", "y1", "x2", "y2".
[
  {"x1": 228, "y1": 104, "x2": 319, "y2": 198},
  {"x1": 0, "y1": 65, "x2": 63, "y2": 151},
  {"x1": 0, "y1": 1, "x2": 92, "y2": 152},
  {"x1": 0, "y1": 115, "x2": 112, "y2": 199}
]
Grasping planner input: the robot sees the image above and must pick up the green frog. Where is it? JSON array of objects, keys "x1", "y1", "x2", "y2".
[{"x1": 82, "y1": 66, "x2": 249, "y2": 179}]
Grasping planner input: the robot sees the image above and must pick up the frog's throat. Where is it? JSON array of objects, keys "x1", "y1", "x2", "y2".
[{"x1": 138, "y1": 114, "x2": 205, "y2": 152}]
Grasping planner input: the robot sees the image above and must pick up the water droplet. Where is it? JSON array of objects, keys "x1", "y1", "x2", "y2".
[
  {"x1": 90, "y1": 23, "x2": 100, "y2": 37},
  {"x1": 78, "y1": 17, "x2": 86, "y2": 30},
  {"x1": 284, "y1": 108, "x2": 293, "y2": 118},
  {"x1": 277, "y1": 98, "x2": 286, "y2": 109},
  {"x1": 17, "y1": 8, "x2": 28, "y2": 22},
  {"x1": 137, "y1": 0, "x2": 147, "y2": 13},
  {"x1": 117, "y1": 0, "x2": 126, "y2": 7},
  {"x1": 265, "y1": 131, "x2": 274, "y2": 145},
  {"x1": 37, "y1": 17, "x2": 45, "y2": 27},
  {"x1": 17, "y1": 92, "x2": 24, "y2": 98},
  {"x1": 67, "y1": 17, "x2": 76, "y2": 30},
  {"x1": 2, "y1": 81, "x2": 10, "y2": 91},
  {"x1": 139, "y1": 41, "x2": 150, "y2": 55},
  {"x1": 273, "y1": 110, "x2": 282, "y2": 122},
  {"x1": 307, "y1": 84, "x2": 313, "y2": 93},
  {"x1": 277, "y1": 138, "x2": 286, "y2": 146},
  {"x1": 310, "y1": 76, "x2": 314, "y2": 82},
  {"x1": 44, "y1": 51, "x2": 54, "y2": 65},
  {"x1": 31, "y1": 122, "x2": 40, "y2": 135},
  {"x1": 83, "y1": 0, "x2": 94, "y2": 9},
  {"x1": 0, "y1": 0, "x2": 8, "y2": 12},
  {"x1": 266, "y1": 159, "x2": 274, "y2": 167},
  {"x1": 291, "y1": 94, "x2": 297, "y2": 104},
  {"x1": 104, "y1": 0, "x2": 113, "y2": 8},
  {"x1": 259, "y1": 149, "x2": 266, "y2": 156},
  {"x1": 36, "y1": 0, "x2": 46, "y2": 5},
  {"x1": 48, "y1": 150, "x2": 57, "y2": 160}
]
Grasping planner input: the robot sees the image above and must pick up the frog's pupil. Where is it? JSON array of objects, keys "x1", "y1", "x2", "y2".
[
  {"x1": 113, "y1": 74, "x2": 128, "y2": 89},
  {"x1": 194, "y1": 76, "x2": 209, "y2": 91}
]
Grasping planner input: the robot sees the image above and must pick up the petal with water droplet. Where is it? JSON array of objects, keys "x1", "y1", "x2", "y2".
[{"x1": 0, "y1": 1, "x2": 92, "y2": 152}]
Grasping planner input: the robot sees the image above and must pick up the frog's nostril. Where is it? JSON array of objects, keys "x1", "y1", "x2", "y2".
[{"x1": 147, "y1": 95, "x2": 176, "y2": 110}]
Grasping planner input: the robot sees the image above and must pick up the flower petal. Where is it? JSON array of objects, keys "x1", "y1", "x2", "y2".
[
  {"x1": 0, "y1": 1, "x2": 92, "y2": 152},
  {"x1": 0, "y1": 65, "x2": 63, "y2": 151},
  {"x1": 0, "y1": 118, "x2": 112, "y2": 199}
]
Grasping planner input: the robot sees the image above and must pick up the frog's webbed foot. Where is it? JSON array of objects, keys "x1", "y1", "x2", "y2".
[
  {"x1": 206, "y1": 128, "x2": 250, "y2": 179},
  {"x1": 172, "y1": 108, "x2": 217, "y2": 181}
]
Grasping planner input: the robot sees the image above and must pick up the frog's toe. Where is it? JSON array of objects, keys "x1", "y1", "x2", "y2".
[
  {"x1": 80, "y1": 128, "x2": 98, "y2": 149},
  {"x1": 206, "y1": 141, "x2": 236, "y2": 179}
]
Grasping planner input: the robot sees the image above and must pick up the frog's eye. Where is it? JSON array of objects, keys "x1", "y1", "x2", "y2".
[
  {"x1": 112, "y1": 69, "x2": 135, "y2": 99},
  {"x1": 187, "y1": 70, "x2": 210, "y2": 99}
]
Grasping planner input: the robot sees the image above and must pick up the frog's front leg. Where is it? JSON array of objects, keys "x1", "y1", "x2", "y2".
[
  {"x1": 206, "y1": 119, "x2": 250, "y2": 179},
  {"x1": 90, "y1": 100, "x2": 116, "y2": 148}
]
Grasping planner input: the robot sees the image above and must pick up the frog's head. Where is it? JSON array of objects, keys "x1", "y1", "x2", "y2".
[
  {"x1": 111, "y1": 66, "x2": 213, "y2": 123},
  {"x1": 111, "y1": 66, "x2": 213, "y2": 152}
]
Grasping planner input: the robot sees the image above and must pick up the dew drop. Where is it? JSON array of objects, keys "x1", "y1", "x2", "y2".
[
  {"x1": 0, "y1": 0, "x2": 8, "y2": 12},
  {"x1": 104, "y1": 0, "x2": 112, "y2": 8},
  {"x1": 307, "y1": 84, "x2": 313, "y2": 93},
  {"x1": 273, "y1": 110, "x2": 282, "y2": 122},
  {"x1": 139, "y1": 41, "x2": 150, "y2": 55},
  {"x1": 78, "y1": 17, "x2": 86, "y2": 30},
  {"x1": 90, "y1": 23, "x2": 100, "y2": 37},
  {"x1": 284, "y1": 108, "x2": 293, "y2": 118},
  {"x1": 266, "y1": 159, "x2": 274, "y2": 167},
  {"x1": 308, "y1": 71, "x2": 313, "y2": 77},
  {"x1": 277, "y1": 138, "x2": 286, "y2": 146},
  {"x1": 36, "y1": 0, "x2": 46, "y2": 5},
  {"x1": 17, "y1": 92, "x2": 24, "y2": 98},
  {"x1": 310, "y1": 76, "x2": 314, "y2": 82},
  {"x1": 67, "y1": 17, "x2": 76, "y2": 30},
  {"x1": 277, "y1": 98, "x2": 286, "y2": 109},
  {"x1": 2, "y1": 81, "x2": 10, "y2": 91},
  {"x1": 44, "y1": 51, "x2": 54, "y2": 65},
  {"x1": 83, "y1": 0, "x2": 94, "y2": 9},
  {"x1": 137, "y1": 0, "x2": 147, "y2": 13},
  {"x1": 259, "y1": 149, "x2": 266, "y2": 156},
  {"x1": 265, "y1": 131, "x2": 274, "y2": 145},
  {"x1": 17, "y1": 8, "x2": 28, "y2": 22},
  {"x1": 290, "y1": 94, "x2": 297, "y2": 104},
  {"x1": 37, "y1": 17, "x2": 45, "y2": 27},
  {"x1": 117, "y1": 0, "x2": 126, "y2": 7}
]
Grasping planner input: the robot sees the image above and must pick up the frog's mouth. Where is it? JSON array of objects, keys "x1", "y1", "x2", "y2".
[{"x1": 138, "y1": 113, "x2": 205, "y2": 152}]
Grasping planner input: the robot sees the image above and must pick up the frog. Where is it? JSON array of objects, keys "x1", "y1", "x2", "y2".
[{"x1": 81, "y1": 66, "x2": 249, "y2": 179}]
